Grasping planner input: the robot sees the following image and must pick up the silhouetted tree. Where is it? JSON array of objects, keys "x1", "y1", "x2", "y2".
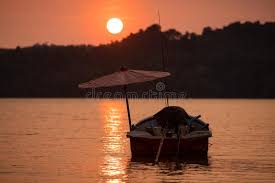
[{"x1": 164, "y1": 29, "x2": 182, "y2": 40}]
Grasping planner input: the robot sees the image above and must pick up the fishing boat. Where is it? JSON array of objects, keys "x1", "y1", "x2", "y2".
[
  {"x1": 79, "y1": 67, "x2": 212, "y2": 161},
  {"x1": 127, "y1": 106, "x2": 212, "y2": 157}
]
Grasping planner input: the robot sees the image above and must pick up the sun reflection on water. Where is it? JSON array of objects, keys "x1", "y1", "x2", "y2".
[{"x1": 99, "y1": 100, "x2": 128, "y2": 182}]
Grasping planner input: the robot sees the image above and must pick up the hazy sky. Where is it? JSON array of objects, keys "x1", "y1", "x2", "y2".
[{"x1": 0, "y1": 0, "x2": 274, "y2": 48}]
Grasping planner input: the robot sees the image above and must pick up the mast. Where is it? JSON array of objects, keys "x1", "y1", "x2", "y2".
[{"x1": 158, "y1": 11, "x2": 169, "y2": 106}]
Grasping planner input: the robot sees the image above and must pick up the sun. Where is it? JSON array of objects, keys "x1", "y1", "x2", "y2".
[{"x1": 106, "y1": 18, "x2": 123, "y2": 34}]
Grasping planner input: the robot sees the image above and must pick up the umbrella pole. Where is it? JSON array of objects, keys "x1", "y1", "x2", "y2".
[{"x1": 124, "y1": 85, "x2": 132, "y2": 131}]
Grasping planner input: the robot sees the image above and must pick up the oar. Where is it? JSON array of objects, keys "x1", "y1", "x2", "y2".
[
  {"x1": 154, "y1": 135, "x2": 164, "y2": 164},
  {"x1": 153, "y1": 128, "x2": 166, "y2": 165}
]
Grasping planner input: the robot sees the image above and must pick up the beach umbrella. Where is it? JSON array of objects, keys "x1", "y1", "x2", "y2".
[{"x1": 78, "y1": 67, "x2": 171, "y2": 130}]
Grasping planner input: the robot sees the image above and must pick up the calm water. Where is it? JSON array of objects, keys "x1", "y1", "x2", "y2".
[{"x1": 0, "y1": 99, "x2": 275, "y2": 183}]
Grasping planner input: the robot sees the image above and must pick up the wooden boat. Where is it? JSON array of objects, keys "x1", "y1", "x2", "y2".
[{"x1": 127, "y1": 106, "x2": 212, "y2": 157}]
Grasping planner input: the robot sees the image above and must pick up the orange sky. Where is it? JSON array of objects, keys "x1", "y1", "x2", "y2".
[{"x1": 0, "y1": 0, "x2": 275, "y2": 48}]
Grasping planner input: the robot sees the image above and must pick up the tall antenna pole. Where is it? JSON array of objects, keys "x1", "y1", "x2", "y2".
[
  {"x1": 158, "y1": 10, "x2": 169, "y2": 106},
  {"x1": 158, "y1": 10, "x2": 166, "y2": 72}
]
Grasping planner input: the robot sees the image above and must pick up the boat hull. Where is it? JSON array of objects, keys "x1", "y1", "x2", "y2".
[{"x1": 129, "y1": 136, "x2": 209, "y2": 157}]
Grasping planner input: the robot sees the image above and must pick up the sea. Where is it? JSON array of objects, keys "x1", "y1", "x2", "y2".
[{"x1": 0, "y1": 99, "x2": 274, "y2": 183}]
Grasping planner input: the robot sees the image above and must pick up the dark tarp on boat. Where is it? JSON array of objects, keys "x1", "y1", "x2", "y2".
[{"x1": 153, "y1": 106, "x2": 191, "y2": 129}]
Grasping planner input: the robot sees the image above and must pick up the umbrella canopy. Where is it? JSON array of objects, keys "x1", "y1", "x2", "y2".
[
  {"x1": 78, "y1": 67, "x2": 171, "y2": 131},
  {"x1": 78, "y1": 68, "x2": 170, "y2": 89}
]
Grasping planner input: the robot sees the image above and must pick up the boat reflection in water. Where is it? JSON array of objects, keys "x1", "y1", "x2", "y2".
[
  {"x1": 99, "y1": 100, "x2": 129, "y2": 183},
  {"x1": 130, "y1": 154, "x2": 209, "y2": 167},
  {"x1": 126, "y1": 156, "x2": 210, "y2": 182}
]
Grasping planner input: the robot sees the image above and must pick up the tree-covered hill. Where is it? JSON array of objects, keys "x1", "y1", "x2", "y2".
[{"x1": 0, "y1": 21, "x2": 274, "y2": 98}]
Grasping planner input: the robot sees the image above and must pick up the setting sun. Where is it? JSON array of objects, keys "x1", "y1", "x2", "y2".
[{"x1": 106, "y1": 18, "x2": 124, "y2": 34}]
